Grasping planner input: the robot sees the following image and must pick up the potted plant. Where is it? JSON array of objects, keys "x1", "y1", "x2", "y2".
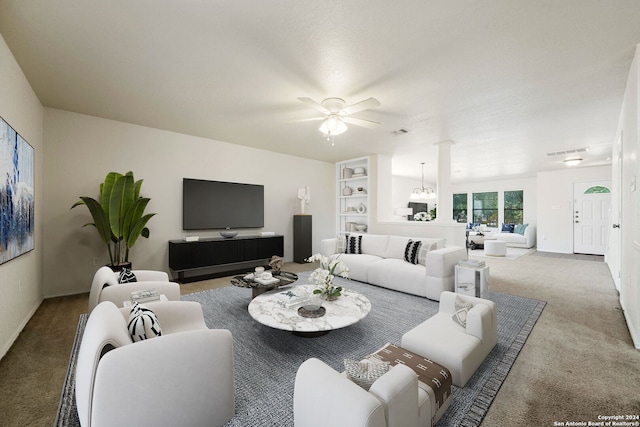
[
  {"x1": 71, "y1": 171, "x2": 156, "y2": 270},
  {"x1": 305, "y1": 253, "x2": 350, "y2": 300}
]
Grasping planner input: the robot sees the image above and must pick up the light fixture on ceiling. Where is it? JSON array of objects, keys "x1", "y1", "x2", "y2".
[
  {"x1": 564, "y1": 158, "x2": 583, "y2": 167},
  {"x1": 296, "y1": 97, "x2": 381, "y2": 145},
  {"x1": 319, "y1": 114, "x2": 348, "y2": 137},
  {"x1": 409, "y1": 162, "x2": 437, "y2": 201}
]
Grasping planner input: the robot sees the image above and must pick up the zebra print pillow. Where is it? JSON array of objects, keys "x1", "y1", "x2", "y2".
[
  {"x1": 118, "y1": 268, "x2": 137, "y2": 284},
  {"x1": 404, "y1": 239, "x2": 422, "y2": 264},
  {"x1": 345, "y1": 234, "x2": 363, "y2": 254},
  {"x1": 128, "y1": 302, "x2": 162, "y2": 342}
]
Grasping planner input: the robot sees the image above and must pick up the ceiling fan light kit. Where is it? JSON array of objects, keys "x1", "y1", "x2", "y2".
[
  {"x1": 297, "y1": 96, "x2": 381, "y2": 141},
  {"x1": 319, "y1": 114, "x2": 348, "y2": 136}
]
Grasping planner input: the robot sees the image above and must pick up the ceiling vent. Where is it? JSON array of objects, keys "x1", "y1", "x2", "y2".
[
  {"x1": 546, "y1": 147, "x2": 589, "y2": 156},
  {"x1": 393, "y1": 128, "x2": 410, "y2": 135}
]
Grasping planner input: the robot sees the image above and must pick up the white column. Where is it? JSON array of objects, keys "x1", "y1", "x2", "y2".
[{"x1": 434, "y1": 140, "x2": 456, "y2": 224}]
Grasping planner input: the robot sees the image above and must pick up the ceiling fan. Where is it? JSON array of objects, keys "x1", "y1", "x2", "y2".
[{"x1": 296, "y1": 97, "x2": 381, "y2": 138}]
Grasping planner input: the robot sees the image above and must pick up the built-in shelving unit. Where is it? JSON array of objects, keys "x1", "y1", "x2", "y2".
[{"x1": 336, "y1": 156, "x2": 370, "y2": 235}]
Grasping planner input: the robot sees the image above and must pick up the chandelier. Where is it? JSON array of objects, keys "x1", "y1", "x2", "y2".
[{"x1": 409, "y1": 162, "x2": 436, "y2": 201}]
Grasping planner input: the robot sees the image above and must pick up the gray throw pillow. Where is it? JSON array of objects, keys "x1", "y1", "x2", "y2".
[
  {"x1": 344, "y1": 359, "x2": 390, "y2": 390},
  {"x1": 451, "y1": 296, "x2": 474, "y2": 328}
]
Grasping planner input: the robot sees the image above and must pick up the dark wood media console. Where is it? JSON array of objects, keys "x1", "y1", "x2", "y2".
[{"x1": 168, "y1": 234, "x2": 284, "y2": 282}]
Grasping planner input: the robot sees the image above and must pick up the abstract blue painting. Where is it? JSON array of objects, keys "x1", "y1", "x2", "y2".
[{"x1": 0, "y1": 117, "x2": 34, "y2": 265}]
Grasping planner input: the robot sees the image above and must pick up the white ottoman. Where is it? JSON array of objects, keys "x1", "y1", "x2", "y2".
[{"x1": 484, "y1": 240, "x2": 507, "y2": 257}]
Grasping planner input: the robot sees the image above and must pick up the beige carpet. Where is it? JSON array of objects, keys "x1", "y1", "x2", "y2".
[
  {"x1": 0, "y1": 258, "x2": 638, "y2": 426},
  {"x1": 469, "y1": 246, "x2": 535, "y2": 260}
]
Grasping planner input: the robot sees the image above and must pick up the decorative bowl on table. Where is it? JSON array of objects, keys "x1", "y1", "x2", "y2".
[{"x1": 219, "y1": 230, "x2": 238, "y2": 238}]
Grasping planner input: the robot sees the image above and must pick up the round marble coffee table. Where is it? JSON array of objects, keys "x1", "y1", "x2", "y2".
[{"x1": 248, "y1": 284, "x2": 371, "y2": 336}]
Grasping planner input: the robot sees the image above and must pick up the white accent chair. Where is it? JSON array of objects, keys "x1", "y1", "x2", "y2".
[
  {"x1": 294, "y1": 358, "x2": 439, "y2": 427},
  {"x1": 88, "y1": 266, "x2": 180, "y2": 312},
  {"x1": 75, "y1": 301, "x2": 235, "y2": 427},
  {"x1": 401, "y1": 291, "x2": 497, "y2": 387}
]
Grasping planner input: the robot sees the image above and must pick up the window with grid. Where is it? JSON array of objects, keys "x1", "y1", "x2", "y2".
[
  {"x1": 504, "y1": 190, "x2": 524, "y2": 224},
  {"x1": 453, "y1": 193, "x2": 467, "y2": 222},
  {"x1": 472, "y1": 192, "x2": 498, "y2": 227}
]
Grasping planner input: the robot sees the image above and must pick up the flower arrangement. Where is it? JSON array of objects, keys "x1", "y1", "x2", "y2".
[
  {"x1": 305, "y1": 253, "x2": 350, "y2": 300},
  {"x1": 414, "y1": 211, "x2": 431, "y2": 221}
]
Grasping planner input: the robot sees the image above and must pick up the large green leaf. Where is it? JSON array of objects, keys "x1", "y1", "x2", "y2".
[
  {"x1": 122, "y1": 198, "x2": 150, "y2": 242},
  {"x1": 109, "y1": 174, "x2": 135, "y2": 239},
  {"x1": 101, "y1": 172, "x2": 122, "y2": 213},
  {"x1": 72, "y1": 197, "x2": 111, "y2": 245},
  {"x1": 126, "y1": 213, "x2": 156, "y2": 248},
  {"x1": 134, "y1": 178, "x2": 143, "y2": 200}
]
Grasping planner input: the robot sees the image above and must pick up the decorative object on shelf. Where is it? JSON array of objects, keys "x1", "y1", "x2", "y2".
[
  {"x1": 352, "y1": 167, "x2": 367, "y2": 177},
  {"x1": 0, "y1": 117, "x2": 35, "y2": 266},
  {"x1": 305, "y1": 253, "x2": 350, "y2": 300},
  {"x1": 269, "y1": 255, "x2": 283, "y2": 274},
  {"x1": 220, "y1": 229, "x2": 238, "y2": 238},
  {"x1": 297, "y1": 186, "x2": 311, "y2": 214},
  {"x1": 356, "y1": 203, "x2": 366, "y2": 214},
  {"x1": 414, "y1": 211, "x2": 431, "y2": 221},
  {"x1": 342, "y1": 186, "x2": 353, "y2": 196},
  {"x1": 343, "y1": 168, "x2": 354, "y2": 179},
  {"x1": 295, "y1": 97, "x2": 381, "y2": 145},
  {"x1": 71, "y1": 171, "x2": 156, "y2": 270},
  {"x1": 409, "y1": 162, "x2": 437, "y2": 201},
  {"x1": 355, "y1": 224, "x2": 367, "y2": 232}
]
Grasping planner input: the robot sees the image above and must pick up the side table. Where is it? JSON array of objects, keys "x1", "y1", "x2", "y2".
[
  {"x1": 455, "y1": 264, "x2": 489, "y2": 298},
  {"x1": 231, "y1": 271, "x2": 298, "y2": 299}
]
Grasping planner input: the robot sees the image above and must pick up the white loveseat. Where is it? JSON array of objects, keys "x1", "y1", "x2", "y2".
[
  {"x1": 320, "y1": 234, "x2": 467, "y2": 301},
  {"x1": 492, "y1": 224, "x2": 536, "y2": 248}
]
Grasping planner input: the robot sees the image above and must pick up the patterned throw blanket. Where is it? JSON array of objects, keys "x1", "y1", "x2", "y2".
[{"x1": 369, "y1": 343, "x2": 452, "y2": 410}]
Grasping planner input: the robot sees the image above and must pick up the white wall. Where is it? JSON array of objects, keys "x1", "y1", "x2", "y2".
[
  {"x1": 536, "y1": 166, "x2": 612, "y2": 253},
  {"x1": 42, "y1": 109, "x2": 335, "y2": 297},
  {"x1": 0, "y1": 34, "x2": 45, "y2": 359},
  {"x1": 613, "y1": 44, "x2": 640, "y2": 349}
]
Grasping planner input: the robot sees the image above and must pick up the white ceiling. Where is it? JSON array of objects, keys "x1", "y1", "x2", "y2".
[{"x1": 1, "y1": 0, "x2": 639, "y2": 183}]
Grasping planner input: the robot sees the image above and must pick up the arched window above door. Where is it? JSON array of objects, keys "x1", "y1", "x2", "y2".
[{"x1": 584, "y1": 185, "x2": 611, "y2": 194}]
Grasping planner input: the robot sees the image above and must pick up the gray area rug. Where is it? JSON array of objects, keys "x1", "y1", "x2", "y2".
[{"x1": 56, "y1": 272, "x2": 545, "y2": 426}]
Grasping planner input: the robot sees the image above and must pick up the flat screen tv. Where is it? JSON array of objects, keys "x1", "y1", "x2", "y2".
[{"x1": 182, "y1": 178, "x2": 264, "y2": 230}]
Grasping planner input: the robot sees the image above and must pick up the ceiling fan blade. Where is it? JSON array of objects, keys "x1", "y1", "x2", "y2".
[
  {"x1": 289, "y1": 116, "x2": 325, "y2": 123},
  {"x1": 343, "y1": 116, "x2": 381, "y2": 129},
  {"x1": 297, "y1": 97, "x2": 330, "y2": 115},
  {"x1": 341, "y1": 97, "x2": 381, "y2": 115}
]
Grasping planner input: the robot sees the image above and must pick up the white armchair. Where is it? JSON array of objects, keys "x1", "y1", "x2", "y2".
[
  {"x1": 294, "y1": 358, "x2": 429, "y2": 427},
  {"x1": 75, "y1": 301, "x2": 235, "y2": 427},
  {"x1": 88, "y1": 266, "x2": 180, "y2": 312},
  {"x1": 401, "y1": 291, "x2": 497, "y2": 387}
]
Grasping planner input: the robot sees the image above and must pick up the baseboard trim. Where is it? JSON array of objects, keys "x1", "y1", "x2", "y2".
[{"x1": 0, "y1": 299, "x2": 43, "y2": 361}]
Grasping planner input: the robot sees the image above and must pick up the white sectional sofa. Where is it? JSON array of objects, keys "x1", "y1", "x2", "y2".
[{"x1": 320, "y1": 234, "x2": 467, "y2": 301}]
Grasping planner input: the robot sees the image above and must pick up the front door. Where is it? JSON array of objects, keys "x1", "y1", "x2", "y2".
[{"x1": 573, "y1": 180, "x2": 612, "y2": 255}]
